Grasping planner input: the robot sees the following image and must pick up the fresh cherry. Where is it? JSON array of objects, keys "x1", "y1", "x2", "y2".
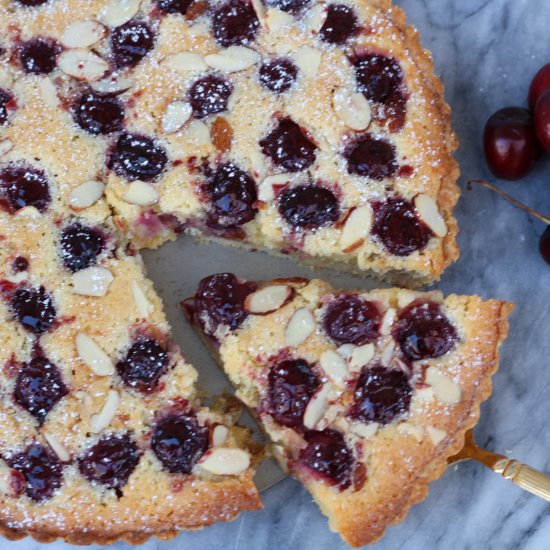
[
  {"x1": 323, "y1": 295, "x2": 380, "y2": 346},
  {"x1": 59, "y1": 223, "x2": 107, "y2": 272},
  {"x1": 259, "y1": 58, "x2": 298, "y2": 94},
  {"x1": 188, "y1": 74, "x2": 233, "y2": 119},
  {"x1": 14, "y1": 357, "x2": 68, "y2": 423},
  {"x1": 483, "y1": 107, "x2": 541, "y2": 180},
  {"x1": 0, "y1": 164, "x2": 51, "y2": 213},
  {"x1": 11, "y1": 286, "x2": 56, "y2": 334},
  {"x1": 78, "y1": 433, "x2": 140, "y2": 490},
  {"x1": 263, "y1": 0, "x2": 309, "y2": 11},
  {"x1": 212, "y1": 0, "x2": 259, "y2": 47},
  {"x1": 0, "y1": 88, "x2": 13, "y2": 126},
  {"x1": 529, "y1": 63, "x2": 550, "y2": 110},
  {"x1": 116, "y1": 339, "x2": 169, "y2": 393},
  {"x1": 155, "y1": 0, "x2": 193, "y2": 14},
  {"x1": 19, "y1": 38, "x2": 59, "y2": 74},
  {"x1": 15, "y1": 0, "x2": 50, "y2": 6},
  {"x1": 7, "y1": 444, "x2": 64, "y2": 502},
  {"x1": 349, "y1": 365, "x2": 412, "y2": 424},
  {"x1": 260, "y1": 118, "x2": 317, "y2": 172},
  {"x1": 12, "y1": 256, "x2": 29, "y2": 272},
  {"x1": 299, "y1": 429, "x2": 353, "y2": 489},
  {"x1": 345, "y1": 134, "x2": 398, "y2": 180},
  {"x1": 151, "y1": 415, "x2": 209, "y2": 473},
  {"x1": 267, "y1": 358, "x2": 320, "y2": 428},
  {"x1": 73, "y1": 92, "x2": 125, "y2": 135},
  {"x1": 111, "y1": 21, "x2": 155, "y2": 68},
  {"x1": 319, "y1": 4, "x2": 359, "y2": 45},
  {"x1": 535, "y1": 89, "x2": 550, "y2": 153}
]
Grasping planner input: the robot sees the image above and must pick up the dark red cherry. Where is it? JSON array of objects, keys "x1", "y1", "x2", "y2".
[
  {"x1": 212, "y1": 0, "x2": 259, "y2": 47},
  {"x1": 350, "y1": 365, "x2": 412, "y2": 425},
  {"x1": 540, "y1": 226, "x2": 550, "y2": 265},
  {"x1": 299, "y1": 429, "x2": 353, "y2": 489},
  {"x1": 78, "y1": 433, "x2": 140, "y2": 490},
  {"x1": 529, "y1": 63, "x2": 550, "y2": 110},
  {"x1": 14, "y1": 357, "x2": 68, "y2": 423},
  {"x1": 354, "y1": 54, "x2": 403, "y2": 104},
  {"x1": 483, "y1": 107, "x2": 541, "y2": 181},
  {"x1": 12, "y1": 256, "x2": 29, "y2": 272},
  {"x1": 108, "y1": 133, "x2": 168, "y2": 181},
  {"x1": 0, "y1": 88, "x2": 14, "y2": 126},
  {"x1": 263, "y1": 0, "x2": 309, "y2": 12},
  {"x1": 7, "y1": 444, "x2": 64, "y2": 502},
  {"x1": 188, "y1": 74, "x2": 233, "y2": 119},
  {"x1": 73, "y1": 92, "x2": 125, "y2": 135},
  {"x1": 195, "y1": 273, "x2": 255, "y2": 335},
  {"x1": 393, "y1": 301, "x2": 456, "y2": 361},
  {"x1": 319, "y1": 4, "x2": 359, "y2": 44},
  {"x1": 151, "y1": 415, "x2": 209, "y2": 473},
  {"x1": 260, "y1": 118, "x2": 317, "y2": 172},
  {"x1": 372, "y1": 198, "x2": 432, "y2": 256},
  {"x1": 60, "y1": 223, "x2": 106, "y2": 272},
  {"x1": 116, "y1": 339, "x2": 169, "y2": 392},
  {"x1": 206, "y1": 162, "x2": 258, "y2": 227},
  {"x1": 15, "y1": 0, "x2": 49, "y2": 5},
  {"x1": 278, "y1": 184, "x2": 339, "y2": 230},
  {"x1": 535, "y1": 89, "x2": 550, "y2": 153},
  {"x1": 345, "y1": 134, "x2": 397, "y2": 180},
  {"x1": 323, "y1": 295, "x2": 380, "y2": 346},
  {"x1": 111, "y1": 21, "x2": 155, "y2": 68},
  {"x1": 0, "y1": 164, "x2": 51, "y2": 213},
  {"x1": 155, "y1": 0, "x2": 193, "y2": 14},
  {"x1": 267, "y1": 358, "x2": 320, "y2": 428},
  {"x1": 11, "y1": 286, "x2": 56, "y2": 334},
  {"x1": 259, "y1": 58, "x2": 298, "y2": 94},
  {"x1": 19, "y1": 38, "x2": 59, "y2": 74}
]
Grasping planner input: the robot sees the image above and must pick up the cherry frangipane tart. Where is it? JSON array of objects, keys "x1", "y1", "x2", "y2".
[
  {"x1": 0, "y1": 0, "x2": 458, "y2": 286},
  {"x1": 188, "y1": 275, "x2": 513, "y2": 547}
]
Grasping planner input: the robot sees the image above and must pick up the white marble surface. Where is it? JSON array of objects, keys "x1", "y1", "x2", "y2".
[{"x1": 7, "y1": 0, "x2": 550, "y2": 548}]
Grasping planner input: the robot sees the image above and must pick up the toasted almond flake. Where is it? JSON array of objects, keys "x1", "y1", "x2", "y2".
[
  {"x1": 258, "y1": 173, "x2": 289, "y2": 201},
  {"x1": 37, "y1": 76, "x2": 59, "y2": 107},
  {"x1": 306, "y1": 3, "x2": 327, "y2": 33},
  {"x1": 340, "y1": 206, "x2": 372, "y2": 253},
  {"x1": 58, "y1": 49, "x2": 109, "y2": 82},
  {"x1": 245, "y1": 284, "x2": 291, "y2": 314},
  {"x1": 294, "y1": 46, "x2": 322, "y2": 78},
  {"x1": 333, "y1": 417, "x2": 350, "y2": 432},
  {"x1": 415, "y1": 386, "x2": 434, "y2": 401},
  {"x1": 14, "y1": 206, "x2": 41, "y2": 219},
  {"x1": 72, "y1": 266, "x2": 114, "y2": 297},
  {"x1": 131, "y1": 280, "x2": 153, "y2": 318},
  {"x1": 5, "y1": 271, "x2": 28, "y2": 284},
  {"x1": 212, "y1": 424, "x2": 229, "y2": 447},
  {"x1": 0, "y1": 68, "x2": 13, "y2": 88},
  {"x1": 380, "y1": 308, "x2": 396, "y2": 335},
  {"x1": 184, "y1": 119, "x2": 211, "y2": 146},
  {"x1": 265, "y1": 8, "x2": 294, "y2": 32},
  {"x1": 68, "y1": 180, "x2": 105, "y2": 210},
  {"x1": 398, "y1": 422, "x2": 424, "y2": 442},
  {"x1": 333, "y1": 88, "x2": 371, "y2": 131},
  {"x1": 75, "y1": 333, "x2": 114, "y2": 376},
  {"x1": 76, "y1": 390, "x2": 93, "y2": 408},
  {"x1": 351, "y1": 422, "x2": 378, "y2": 439},
  {"x1": 349, "y1": 343, "x2": 374, "y2": 371},
  {"x1": 44, "y1": 433, "x2": 70, "y2": 462},
  {"x1": 425, "y1": 366, "x2": 462, "y2": 404},
  {"x1": 161, "y1": 100, "x2": 192, "y2": 134},
  {"x1": 397, "y1": 291, "x2": 417, "y2": 309},
  {"x1": 163, "y1": 52, "x2": 208, "y2": 73},
  {"x1": 414, "y1": 194, "x2": 447, "y2": 238},
  {"x1": 91, "y1": 390, "x2": 120, "y2": 433},
  {"x1": 303, "y1": 382, "x2": 333, "y2": 429},
  {"x1": 250, "y1": 151, "x2": 266, "y2": 181},
  {"x1": 427, "y1": 426, "x2": 447, "y2": 446},
  {"x1": 285, "y1": 308, "x2": 315, "y2": 347},
  {"x1": 210, "y1": 116, "x2": 233, "y2": 152},
  {"x1": 91, "y1": 74, "x2": 133, "y2": 94},
  {"x1": 122, "y1": 180, "x2": 160, "y2": 206},
  {"x1": 380, "y1": 339, "x2": 396, "y2": 365},
  {"x1": 61, "y1": 20, "x2": 106, "y2": 48},
  {"x1": 0, "y1": 138, "x2": 13, "y2": 157},
  {"x1": 336, "y1": 344, "x2": 355, "y2": 359},
  {"x1": 0, "y1": 464, "x2": 12, "y2": 495},
  {"x1": 319, "y1": 350, "x2": 348, "y2": 385},
  {"x1": 205, "y1": 46, "x2": 260, "y2": 73},
  {"x1": 101, "y1": 0, "x2": 141, "y2": 27},
  {"x1": 251, "y1": 0, "x2": 265, "y2": 24},
  {"x1": 200, "y1": 448, "x2": 250, "y2": 475}
]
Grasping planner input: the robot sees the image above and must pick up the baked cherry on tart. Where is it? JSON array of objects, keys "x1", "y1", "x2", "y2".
[{"x1": 189, "y1": 275, "x2": 513, "y2": 547}]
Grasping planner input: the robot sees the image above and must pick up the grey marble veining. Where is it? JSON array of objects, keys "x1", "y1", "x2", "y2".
[{"x1": 5, "y1": 0, "x2": 550, "y2": 549}]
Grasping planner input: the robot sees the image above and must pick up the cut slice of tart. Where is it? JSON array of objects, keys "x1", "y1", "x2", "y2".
[
  {"x1": 0, "y1": 205, "x2": 261, "y2": 544},
  {"x1": 187, "y1": 274, "x2": 513, "y2": 547},
  {"x1": 0, "y1": 0, "x2": 459, "y2": 287}
]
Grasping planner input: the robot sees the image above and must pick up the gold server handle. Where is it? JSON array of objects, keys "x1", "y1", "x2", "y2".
[{"x1": 493, "y1": 459, "x2": 550, "y2": 502}]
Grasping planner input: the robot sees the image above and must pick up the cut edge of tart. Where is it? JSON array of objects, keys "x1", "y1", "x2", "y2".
[{"x1": 187, "y1": 274, "x2": 513, "y2": 547}]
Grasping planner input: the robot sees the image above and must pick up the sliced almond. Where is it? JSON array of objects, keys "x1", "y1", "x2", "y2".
[
  {"x1": 284, "y1": 308, "x2": 315, "y2": 347},
  {"x1": 249, "y1": 150, "x2": 266, "y2": 180},
  {"x1": 294, "y1": 45, "x2": 322, "y2": 78},
  {"x1": 319, "y1": 350, "x2": 348, "y2": 385},
  {"x1": 380, "y1": 339, "x2": 396, "y2": 365},
  {"x1": 210, "y1": 116, "x2": 233, "y2": 152},
  {"x1": 163, "y1": 52, "x2": 208, "y2": 73},
  {"x1": 306, "y1": 3, "x2": 327, "y2": 33},
  {"x1": 351, "y1": 421, "x2": 378, "y2": 439},
  {"x1": 75, "y1": 333, "x2": 114, "y2": 376},
  {"x1": 68, "y1": 180, "x2": 105, "y2": 210},
  {"x1": 349, "y1": 343, "x2": 374, "y2": 371},
  {"x1": 205, "y1": 46, "x2": 260, "y2": 73},
  {"x1": 90, "y1": 390, "x2": 120, "y2": 433},
  {"x1": 58, "y1": 50, "x2": 109, "y2": 82},
  {"x1": 5, "y1": 271, "x2": 28, "y2": 284},
  {"x1": 425, "y1": 366, "x2": 462, "y2": 405},
  {"x1": 340, "y1": 205, "x2": 372, "y2": 253},
  {"x1": 200, "y1": 448, "x2": 250, "y2": 475},
  {"x1": 427, "y1": 426, "x2": 447, "y2": 446},
  {"x1": 397, "y1": 291, "x2": 418, "y2": 309},
  {"x1": 14, "y1": 206, "x2": 41, "y2": 219},
  {"x1": 414, "y1": 194, "x2": 447, "y2": 238},
  {"x1": 162, "y1": 100, "x2": 192, "y2": 134},
  {"x1": 0, "y1": 463, "x2": 16, "y2": 495},
  {"x1": 258, "y1": 173, "x2": 289, "y2": 202},
  {"x1": 245, "y1": 285, "x2": 291, "y2": 314},
  {"x1": 61, "y1": 20, "x2": 106, "y2": 48},
  {"x1": 0, "y1": 68, "x2": 13, "y2": 88},
  {"x1": 101, "y1": 0, "x2": 141, "y2": 27},
  {"x1": 91, "y1": 74, "x2": 133, "y2": 94},
  {"x1": 0, "y1": 138, "x2": 13, "y2": 158},
  {"x1": 303, "y1": 382, "x2": 333, "y2": 430},
  {"x1": 184, "y1": 119, "x2": 211, "y2": 146},
  {"x1": 212, "y1": 424, "x2": 229, "y2": 447},
  {"x1": 251, "y1": 0, "x2": 265, "y2": 24},
  {"x1": 380, "y1": 307, "x2": 396, "y2": 336},
  {"x1": 336, "y1": 344, "x2": 355, "y2": 360},
  {"x1": 333, "y1": 88, "x2": 371, "y2": 131},
  {"x1": 37, "y1": 76, "x2": 59, "y2": 108},
  {"x1": 122, "y1": 180, "x2": 160, "y2": 206},
  {"x1": 398, "y1": 422, "x2": 424, "y2": 442},
  {"x1": 131, "y1": 280, "x2": 153, "y2": 318},
  {"x1": 44, "y1": 432, "x2": 70, "y2": 462},
  {"x1": 265, "y1": 8, "x2": 294, "y2": 32},
  {"x1": 72, "y1": 266, "x2": 114, "y2": 297},
  {"x1": 415, "y1": 386, "x2": 434, "y2": 401}
]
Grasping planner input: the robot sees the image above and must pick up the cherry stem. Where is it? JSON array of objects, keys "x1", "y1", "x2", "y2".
[{"x1": 468, "y1": 179, "x2": 550, "y2": 226}]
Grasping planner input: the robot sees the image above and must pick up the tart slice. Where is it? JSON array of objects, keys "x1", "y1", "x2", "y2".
[
  {"x1": 187, "y1": 274, "x2": 513, "y2": 547},
  {"x1": 0, "y1": 205, "x2": 261, "y2": 544}
]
